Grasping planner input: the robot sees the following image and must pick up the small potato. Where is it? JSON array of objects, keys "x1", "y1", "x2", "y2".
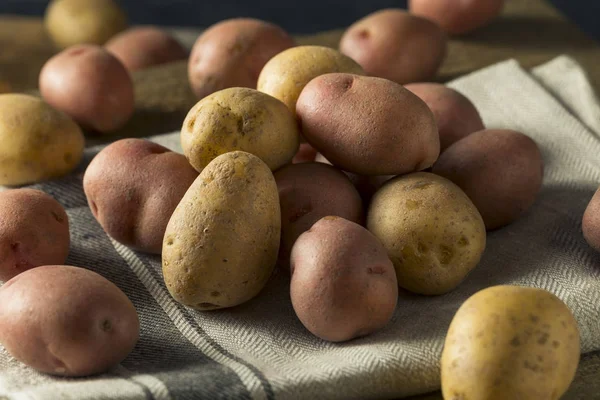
[
  {"x1": 83, "y1": 139, "x2": 199, "y2": 254},
  {"x1": 0, "y1": 94, "x2": 85, "y2": 186},
  {"x1": 181, "y1": 87, "x2": 300, "y2": 172},
  {"x1": 39, "y1": 45, "x2": 134, "y2": 133},
  {"x1": 257, "y1": 45, "x2": 364, "y2": 113},
  {"x1": 432, "y1": 129, "x2": 543, "y2": 230},
  {"x1": 340, "y1": 9, "x2": 447, "y2": 84},
  {"x1": 105, "y1": 27, "x2": 188, "y2": 72},
  {"x1": 0, "y1": 189, "x2": 69, "y2": 282},
  {"x1": 189, "y1": 18, "x2": 295, "y2": 99},
  {"x1": 441, "y1": 285, "x2": 580, "y2": 400},
  {"x1": 405, "y1": 83, "x2": 484, "y2": 152},
  {"x1": 367, "y1": 172, "x2": 486, "y2": 295},
  {"x1": 290, "y1": 216, "x2": 398, "y2": 342},
  {"x1": 0, "y1": 265, "x2": 139, "y2": 377},
  {"x1": 583, "y1": 187, "x2": 600, "y2": 252},
  {"x1": 292, "y1": 143, "x2": 318, "y2": 164},
  {"x1": 45, "y1": 0, "x2": 127, "y2": 49},
  {"x1": 297, "y1": 73, "x2": 439, "y2": 176}
]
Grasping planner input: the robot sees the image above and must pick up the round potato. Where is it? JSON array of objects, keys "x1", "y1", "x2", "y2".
[
  {"x1": 441, "y1": 285, "x2": 580, "y2": 400},
  {"x1": 432, "y1": 129, "x2": 543, "y2": 230},
  {"x1": 83, "y1": 139, "x2": 199, "y2": 254},
  {"x1": 290, "y1": 216, "x2": 397, "y2": 342},
  {"x1": 189, "y1": 18, "x2": 295, "y2": 99},
  {"x1": 0, "y1": 189, "x2": 69, "y2": 282},
  {"x1": 163, "y1": 151, "x2": 281, "y2": 310},
  {"x1": 257, "y1": 45, "x2": 364, "y2": 113},
  {"x1": 44, "y1": 0, "x2": 127, "y2": 49},
  {"x1": 181, "y1": 87, "x2": 300, "y2": 172},
  {"x1": 297, "y1": 73, "x2": 439, "y2": 176},
  {"x1": 340, "y1": 9, "x2": 447, "y2": 84},
  {"x1": 0, "y1": 94, "x2": 85, "y2": 186},
  {"x1": 0, "y1": 265, "x2": 139, "y2": 377},
  {"x1": 405, "y1": 83, "x2": 484, "y2": 152},
  {"x1": 583, "y1": 187, "x2": 600, "y2": 252},
  {"x1": 367, "y1": 172, "x2": 486, "y2": 295}
]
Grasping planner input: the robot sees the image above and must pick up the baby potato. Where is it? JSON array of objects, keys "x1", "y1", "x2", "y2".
[
  {"x1": 0, "y1": 265, "x2": 139, "y2": 377},
  {"x1": 340, "y1": 9, "x2": 447, "y2": 84},
  {"x1": 181, "y1": 87, "x2": 300, "y2": 172},
  {"x1": 290, "y1": 216, "x2": 397, "y2": 342},
  {"x1": 0, "y1": 189, "x2": 69, "y2": 282},
  {"x1": 432, "y1": 129, "x2": 543, "y2": 230},
  {"x1": 83, "y1": 139, "x2": 199, "y2": 254},
  {"x1": 0, "y1": 94, "x2": 85, "y2": 186},
  {"x1": 583, "y1": 187, "x2": 600, "y2": 252},
  {"x1": 257, "y1": 45, "x2": 364, "y2": 113},
  {"x1": 163, "y1": 151, "x2": 280, "y2": 310},
  {"x1": 405, "y1": 83, "x2": 484, "y2": 152},
  {"x1": 297, "y1": 73, "x2": 439, "y2": 176},
  {"x1": 441, "y1": 285, "x2": 580, "y2": 400},
  {"x1": 45, "y1": 0, "x2": 127, "y2": 49},
  {"x1": 189, "y1": 18, "x2": 295, "y2": 99},
  {"x1": 367, "y1": 172, "x2": 486, "y2": 295}
]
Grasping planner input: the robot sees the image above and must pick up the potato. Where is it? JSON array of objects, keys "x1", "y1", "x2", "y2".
[
  {"x1": 582, "y1": 187, "x2": 600, "y2": 252},
  {"x1": 163, "y1": 151, "x2": 280, "y2": 310},
  {"x1": 405, "y1": 83, "x2": 484, "y2": 152},
  {"x1": 275, "y1": 163, "x2": 363, "y2": 267},
  {"x1": 367, "y1": 172, "x2": 486, "y2": 295},
  {"x1": 0, "y1": 189, "x2": 69, "y2": 282},
  {"x1": 45, "y1": 0, "x2": 127, "y2": 49},
  {"x1": 39, "y1": 45, "x2": 134, "y2": 133},
  {"x1": 83, "y1": 139, "x2": 198, "y2": 254},
  {"x1": 181, "y1": 87, "x2": 300, "y2": 172},
  {"x1": 432, "y1": 129, "x2": 543, "y2": 230},
  {"x1": 290, "y1": 216, "x2": 397, "y2": 342},
  {"x1": 257, "y1": 45, "x2": 364, "y2": 114},
  {"x1": 409, "y1": 0, "x2": 504, "y2": 35},
  {"x1": 441, "y1": 285, "x2": 580, "y2": 400},
  {"x1": 297, "y1": 73, "x2": 439, "y2": 176},
  {"x1": 189, "y1": 18, "x2": 295, "y2": 99},
  {"x1": 339, "y1": 9, "x2": 447, "y2": 84},
  {"x1": 0, "y1": 265, "x2": 139, "y2": 377},
  {"x1": 105, "y1": 27, "x2": 188, "y2": 72},
  {"x1": 0, "y1": 94, "x2": 84, "y2": 186},
  {"x1": 292, "y1": 143, "x2": 318, "y2": 164}
]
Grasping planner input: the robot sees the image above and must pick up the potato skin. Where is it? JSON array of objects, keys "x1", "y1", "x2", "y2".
[
  {"x1": 432, "y1": 129, "x2": 543, "y2": 230},
  {"x1": 290, "y1": 216, "x2": 398, "y2": 342},
  {"x1": 297, "y1": 73, "x2": 439, "y2": 176},
  {"x1": 257, "y1": 45, "x2": 364, "y2": 113},
  {"x1": 83, "y1": 139, "x2": 198, "y2": 254},
  {"x1": 0, "y1": 189, "x2": 69, "y2": 282},
  {"x1": 189, "y1": 18, "x2": 295, "y2": 99},
  {"x1": 163, "y1": 151, "x2": 281, "y2": 310},
  {"x1": 583, "y1": 187, "x2": 600, "y2": 252},
  {"x1": 0, "y1": 94, "x2": 85, "y2": 186},
  {"x1": 181, "y1": 87, "x2": 300, "y2": 172},
  {"x1": 0, "y1": 265, "x2": 139, "y2": 377},
  {"x1": 441, "y1": 285, "x2": 580, "y2": 400},
  {"x1": 367, "y1": 172, "x2": 486, "y2": 295},
  {"x1": 340, "y1": 9, "x2": 447, "y2": 84}
]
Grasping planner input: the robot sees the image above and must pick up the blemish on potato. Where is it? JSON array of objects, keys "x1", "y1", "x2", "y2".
[
  {"x1": 438, "y1": 244, "x2": 454, "y2": 265},
  {"x1": 510, "y1": 336, "x2": 521, "y2": 347},
  {"x1": 101, "y1": 319, "x2": 112, "y2": 332},
  {"x1": 210, "y1": 291, "x2": 221, "y2": 297},
  {"x1": 405, "y1": 199, "x2": 421, "y2": 210},
  {"x1": 537, "y1": 332, "x2": 549, "y2": 345}
]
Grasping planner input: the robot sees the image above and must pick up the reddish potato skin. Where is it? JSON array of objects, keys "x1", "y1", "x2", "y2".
[
  {"x1": 340, "y1": 9, "x2": 447, "y2": 84},
  {"x1": 290, "y1": 217, "x2": 398, "y2": 342},
  {"x1": 432, "y1": 129, "x2": 543, "y2": 230},
  {"x1": 405, "y1": 83, "x2": 484, "y2": 152},
  {"x1": 83, "y1": 139, "x2": 198, "y2": 254},
  {"x1": 0, "y1": 189, "x2": 69, "y2": 282},
  {"x1": 292, "y1": 143, "x2": 318, "y2": 164},
  {"x1": 39, "y1": 45, "x2": 134, "y2": 133},
  {"x1": 0, "y1": 265, "x2": 139, "y2": 377},
  {"x1": 583, "y1": 188, "x2": 600, "y2": 252},
  {"x1": 188, "y1": 18, "x2": 295, "y2": 99}
]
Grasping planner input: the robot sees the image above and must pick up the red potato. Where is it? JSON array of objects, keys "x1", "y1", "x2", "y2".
[{"x1": 583, "y1": 188, "x2": 600, "y2": 252}]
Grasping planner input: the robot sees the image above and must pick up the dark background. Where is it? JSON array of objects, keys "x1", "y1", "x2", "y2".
[{"x1": 1, "y1": 0, "x2": 599, "y2": 41}]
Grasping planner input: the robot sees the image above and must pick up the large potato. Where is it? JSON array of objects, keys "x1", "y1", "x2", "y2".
[
  {"x1": 163, "y1": 151, "x2": 280, "y2": 310},
  {"x1": 0, "y1": 265, "x2": 139, "y2": 377},
  {"x1": 181, "y1": 87, "x2": 300, "y2": 172},
  {"x1": 367, "y1": 172, "x2": 486, "y2": 295},
  {"x1": 297, "y1": 73, "x2": 439, "y2": 176},
  {"x1": 441, "y1": 285, "x2": 580, "y2": 400},
  {"x1": 0, "y1": 94, "x2": 85, "y2": 186},
  {"x1": 583, "y1": 187, "x2": 600, "y2": 252}
]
